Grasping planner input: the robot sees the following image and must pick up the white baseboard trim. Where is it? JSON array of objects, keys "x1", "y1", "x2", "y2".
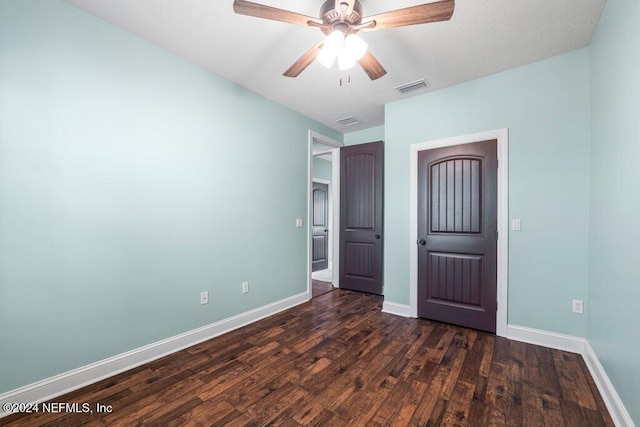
[
  {"x1": 507, "y1": 324, "x2": 634, "y2": 427},
  {"x1": 507, "y1": 324, "x2": 586, "y2": 354},
  {"x1": 381, "y1": 301, "x2": 412, "y2": 318},
  {"x1": 583, "y1": 342, "x2": 635, "y2": 427},
  {"x1": 0, "y1": 291, "x2": 309, "y2": 419}
]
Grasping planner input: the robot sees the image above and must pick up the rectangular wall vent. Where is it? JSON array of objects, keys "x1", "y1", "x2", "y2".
[
  {"x1": 335, "y1": 116, "x2": 360, "y2": 127},
  {"x1": 395, "y1": 78, "x2": 430, "y2": 95}
]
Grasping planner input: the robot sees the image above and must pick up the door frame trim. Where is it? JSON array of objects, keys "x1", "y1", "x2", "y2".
[
  {"x1": 308, "y1": 130, "x2": 343, "y2": 299},
  {"x1": 409, "y1": 128, "x2": 509, "y2": 337}
]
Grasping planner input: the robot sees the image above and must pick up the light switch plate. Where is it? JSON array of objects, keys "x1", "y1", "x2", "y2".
[
  {"x1": 512, "y1": 219, "x2": 522, "y2": 231},
  {"x1": 296, "y1": 218, "x2": 303, "y2": 228}
]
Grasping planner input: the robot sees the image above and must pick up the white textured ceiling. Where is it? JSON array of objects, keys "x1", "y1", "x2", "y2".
[{"x1": 63, "y1": 0, "x2": 605, "y2": 133}]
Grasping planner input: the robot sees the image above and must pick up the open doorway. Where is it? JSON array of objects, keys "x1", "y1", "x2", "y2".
[{"x1": 307, "y1": 131, "x2": 342, "y2": 299}]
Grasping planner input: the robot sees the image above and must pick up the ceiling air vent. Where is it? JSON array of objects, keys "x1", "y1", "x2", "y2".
[
  {"x1": 395, "y1": 78, "x2": 430, "y2": 95},
  {"x1": 336, "y1": 116, "x2": 361, "y2": 127}
]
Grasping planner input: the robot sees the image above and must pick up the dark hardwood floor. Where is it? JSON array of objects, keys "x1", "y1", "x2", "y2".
[
  {"x1": 1, "y1": 290, "x2": 613, "y2": 426},
  {"x1": 311, "y1": 280, "x2": 333, "y2": 298}
]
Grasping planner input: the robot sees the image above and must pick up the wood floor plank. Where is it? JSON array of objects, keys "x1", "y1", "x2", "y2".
[
  {"x1": 467, "y1": 391, "x2": 491, "y2": 426},
  {"x1": 105, "y1": 373, "x2": 205, "y2": 425},
  {"x1": 1, "y1": 289, "x2": 613, "y2": 426},
  {"x1": 522, "y1": 386, "x2": 565, "y2": 427},
  {"x1": 561, "y1": 399, "x2": 590, "y2": 426},
  {"x1": 427, "y1": 397, "x2": 448, "y2": 426},
  {"x1": 409, "y1": 364, "x2": 448, "y2": 425},
  {"x1": 368, "y1": 378, "x2": 409, "y2": 426},
  {"x1": 427, "y1": 329, "x2": 457, "y2": 364},
  {"x1": 201, "y1": 369, "x2": 266, "y2": 408},
  {"x1": 479, "y1": 334, "x2": 495, "y2": 377},
  {"x1": 440, "y1": 336, "x2": 470, "y2": 400},
  {"x1": 226, "y1": 369, "x2": 290, "y2": 412},
  {"x1": 485, "y1": 375, "x2": 524, "y2": 426},
  {"x1": 553, "y1": 350, "x2": 599, "y2": 410},
  {"x1": 333, "y1": 367, "x2": 397, "y2": 423},
  {"x1": 166, "y1": 398, "x2": 237, "y2": 427},
  {"x1": 579, "y1": 357, "x2": 616, "y2": 427},
  {"x1": 312, "y1": 280, "x2": 333, "y2": 298},
  {"x1": 243, "y1": 383, "x2": 311, "y2": 425},
  {"x1": 525, "y1": 341, "x2": 563, "y2": 398},
  {"x1": 405, "y1": 323, "x2": 435, "y2": 359},
  {"x1": 441, "y1": 380, "x2": 476, "y2": 426},
  {"x1": 393, "y1": 379, "x2": 429, "y2": 427},
  {"x1": 132, "y1": 396, "x2": 202, "y2": 426},
  {"x1": 292, "y1": 401, "x2": 347, "y2": 427},
  {"x1": 506, "y1": 339, "x2": 527, "y2": 383}
]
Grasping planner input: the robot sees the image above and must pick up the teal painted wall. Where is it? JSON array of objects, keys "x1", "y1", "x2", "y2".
[
  {"x1": 385, "y1": 49, "x2": 591, "y2": 337},
  {"x1": 344, "y1": 125, "x2": 385, "y2": 146},
  {"x1": 589, "y1": 0, "x2": 640, "y2": 421},
  {"x1": 0, "y1": 0, "x2": 340, "y2": 393},
  {"x1": 312, "y1": 156, "x2": 332, "y2": 182}
]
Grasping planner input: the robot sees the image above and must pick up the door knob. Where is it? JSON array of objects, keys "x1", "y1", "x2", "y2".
[
  {"x1": 324, "y1": 229, "x2": 329, "y2": 232},
  {"x1": 418, "y1": 239, "x2": 426, "y2": 246},
  {"x1": 375, "y1": 234, "x2": 381, "y2": 239}
]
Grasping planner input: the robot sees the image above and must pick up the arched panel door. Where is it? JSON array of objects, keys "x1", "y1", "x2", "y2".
[{"x1": 417, "y1": 140, "x2": 497, "y2": 333}]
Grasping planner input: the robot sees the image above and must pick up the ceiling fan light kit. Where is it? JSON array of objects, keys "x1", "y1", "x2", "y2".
[
  {"x1": 337, "y1": 47, "x2": 356, "y2": 71},
  {"x1": 316, "y1": 30, "x2": 344, "y2": 68},
  {"x1": 232, "y1": 0, "x2": 455, "y2": 80},
  {"x1": 317, "y1": 31, "x2": 367, "y2": 71},
  {"x1": 345, "y1": 34, "x2": 367, "y2": 60}
]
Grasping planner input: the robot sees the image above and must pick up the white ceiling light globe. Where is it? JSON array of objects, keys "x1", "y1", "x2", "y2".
[
  {"x1": 317, "y1": 30, "x2": 345, "y2": 68},
  {"x1": 344, "y1": 34, "x2": 367, "y2": 60}
]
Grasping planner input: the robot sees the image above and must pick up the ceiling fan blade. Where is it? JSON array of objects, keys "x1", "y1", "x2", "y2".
[
  {"x1": 358, "y1": 51, "x2": 387, "y2": 80},
  {"x1": 283, "y1": 41, "x2": 324, "y2": 78},
  {"x1": 362, "y1": 0, "x2": 454, "y2": 32},
  {"x1": 233, "y1": 0, "x2": 321, "y2": 27}
]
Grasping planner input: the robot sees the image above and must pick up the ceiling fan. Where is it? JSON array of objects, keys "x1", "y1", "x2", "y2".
[{"x1": 233, "y1": 0, "x2": 455, "y2": 80}]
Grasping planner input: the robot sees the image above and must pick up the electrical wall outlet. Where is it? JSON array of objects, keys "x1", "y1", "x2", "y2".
[
  {"x1": 242, "y1": 282, "x2": 249, "y2": 294},
  {"x1": 572, "y1": 299, "x2": 584, "y2": 314},
  {"x1": 200, "y1": 291, "x2": 209, "y2": 305}
]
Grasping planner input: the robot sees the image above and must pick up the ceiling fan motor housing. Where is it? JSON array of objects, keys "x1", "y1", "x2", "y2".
[{"x1": 320, "y1": 0, "x2": 363, "y2": 35}]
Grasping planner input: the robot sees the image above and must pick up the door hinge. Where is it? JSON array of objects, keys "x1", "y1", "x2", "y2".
[
  {"x1": 496, "y1": 231, "x2": 499, "y2": 240},
  {"x1": 496, "y1": 301, "x2": 498, "y2": 311}
]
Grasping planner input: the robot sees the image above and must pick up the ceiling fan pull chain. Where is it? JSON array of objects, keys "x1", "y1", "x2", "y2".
[{"x1": 339, "y1": 75, "x2": 353, "y2": 87}]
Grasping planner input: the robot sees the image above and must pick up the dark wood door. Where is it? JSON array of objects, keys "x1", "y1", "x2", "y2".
[
  {"x1": 340, "y1": 141, "x2": 384, "y2": 295},
  {"x1": 417, "y1": 140, "x2": 497, "y2": 333},
  {"x1": 312, "y1": 182, "x2": 329, "y2": 272}
]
